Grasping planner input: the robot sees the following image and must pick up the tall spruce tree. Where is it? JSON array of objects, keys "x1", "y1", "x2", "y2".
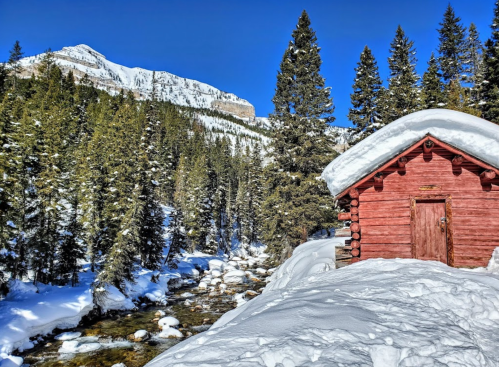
[
  {"x1": 7, "y1": 41, "x2": 24, "y2": 90},
  {"x1": 481, "y1": 2, "x2": 499, "y2": 122},
  {"x1": 136, "y1": 77, "x2": 166, "y2": 271},
  {"x1": 184, "y1": 155, "x2": 213, "y2": 253},
  {"x1": 348, "y1": 45, "x2": 383, "y2": 143},
  {"x1": 422, "y1": 52, "x2": 446, "y2": 109},
  {"x1": 437, "y1": 4, "x2": 466, "y2": 84},
  {"x1": 386, "y1": 25, "x2": 420, "y2": 121},
  {"x1": 263, "y1": 10, "x2": 337, "y2": 262},
  {"x1": 165, "y1": 207, "x2": 187, "y2": 268},
  {"x1": 463, "y1": 23, "x2": 484, "y2": 99}
]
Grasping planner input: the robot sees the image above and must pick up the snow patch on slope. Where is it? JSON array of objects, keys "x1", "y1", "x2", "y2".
[{"x1": 322, "y1": 109, "x2": 499, "y2": 197}]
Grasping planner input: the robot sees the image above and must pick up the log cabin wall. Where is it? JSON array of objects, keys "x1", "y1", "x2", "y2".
[{"x1": 348, "y1": 141, "x2": 499, "y2": 267}]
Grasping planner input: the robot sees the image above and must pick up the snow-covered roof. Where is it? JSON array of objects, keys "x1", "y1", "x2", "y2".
[{"x1": 322, "y1": 109, "x2": 499, "y2": 197}]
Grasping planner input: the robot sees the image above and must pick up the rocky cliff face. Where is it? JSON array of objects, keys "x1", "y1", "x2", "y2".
[
  {"x1": 211, "y1": 100, "x2": 255, "y2": 119},
  {"x1": 18, "y1": 44, "x2": 255, "y2": 119}
]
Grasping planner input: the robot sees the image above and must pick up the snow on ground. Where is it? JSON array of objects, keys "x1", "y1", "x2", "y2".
[
  {"x1": 0, "y1": 274, "x2": 94, "y2": 356},
  {"x1": 0, "y1": 250, "x2": 221, "y2": 359},
  {"x1": 263, "y1": 238, "x2": 340, "y2": 293},
  {"x1": 146, "y1": 239, "x2": 499, "y2": 367},
  {"x1": 322, "y1": 109, "x2": 499, "y2": 197}
]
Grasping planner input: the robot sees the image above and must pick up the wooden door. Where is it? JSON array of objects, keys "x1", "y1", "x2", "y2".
[{"x1": 414, "y1": 200, "x2": 447, "y2": 263}]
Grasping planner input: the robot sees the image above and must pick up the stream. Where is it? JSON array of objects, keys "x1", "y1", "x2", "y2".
[{"x1": 17, "y1": 269, "x2": 269, "y2": 367}]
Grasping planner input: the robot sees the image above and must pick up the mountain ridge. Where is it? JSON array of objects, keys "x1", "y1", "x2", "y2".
[
  {"x1": 16, "y1": 44, "x2": 352, "y2": 149},
  {"x1": 18, "y1": 44, "x2": 255, "y2": 119}
]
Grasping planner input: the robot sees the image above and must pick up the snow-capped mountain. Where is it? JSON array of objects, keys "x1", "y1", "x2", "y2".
[
  {"x1": 18, "y1": 44, "x2": 255, "y2": 119},
  {"x1": 17, "y1": 45, "x2": 353, "y2": 151}
]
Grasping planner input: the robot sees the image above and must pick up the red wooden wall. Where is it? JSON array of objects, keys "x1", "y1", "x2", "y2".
[{"x1": 349, "y1": 142, "x2": 499, "y2": 267}]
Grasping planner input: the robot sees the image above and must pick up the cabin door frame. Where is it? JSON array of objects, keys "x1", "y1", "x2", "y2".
[{"x1": 410, "y1": 195, "x2": 454, "y2": 266}]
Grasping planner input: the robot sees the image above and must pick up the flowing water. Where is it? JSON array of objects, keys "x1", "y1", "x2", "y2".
[{"x1": 18, "y1": 276, "x2": 268, "y2": 367}]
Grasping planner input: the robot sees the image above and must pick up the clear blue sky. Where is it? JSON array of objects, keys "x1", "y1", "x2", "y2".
[{"x1": 0, "y1": 0, "x2": 495, "y2": 127}]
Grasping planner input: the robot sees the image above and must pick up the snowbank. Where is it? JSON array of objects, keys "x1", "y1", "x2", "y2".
[
  {"x1": 322, "y1": 109, "x2": 499, "y2": 197},
  {"x1": 0, "y1": 251, "x2": 223, "y2": 359},
  {"x1": 263, "y1": 238, "x2": 338, "y2": 292},
  {"x1": 146, "y1": 241, "x2": 499, "y2": 366},
  {"x1": 0, "y1": 276, "x2": 94, "y2": 355}
]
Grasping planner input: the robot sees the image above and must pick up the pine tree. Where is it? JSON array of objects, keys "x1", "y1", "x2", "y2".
[
  {"x1": 136, "y1": 93, "x2": 166, "y2": 270},
  {"x1": 211, "y1": 137, "x2": 232, "y2": 253},
  {"x1": 165, "y1": 207, "x2": 187, "y2": 268},
  {"x1": 386, "y1": 25, "x2": 420, "y2": 121},
  {"x1": 270, "y1": 11, "x2": 336, "y2": 175},
  {"x1": 7, "y1": 41, "x2": 24, "y2": 90},
  {"x1": 184, "y1": 155, "x2": 212, "y2": 252},
  {"x1": 437, "y1": 4, "x2": 466, "y2": 83},
  {"x1": 422, "y1": 53, "x2": 446, "y2": 109},
  {"x1": 463, "y1": 23, "x2": 484, "y2": 102},
  {"x1": 481, "y1": 2, "x2": 499, "y2": 122},
  {"x1": 0, "y1": 63, "x2": 9, "y2": 98},
  {"x1": 348, "y1": 45, "x2": 383, "y2": 142},
  {"x1": 98, "y1": 185, "x2": 142, "y2": 291},
  {"x1": 446, "y1": 79, "x2": 481, "y2": 116},
  {"x1": 263, "y1": 11, "x2": 338, "y2": 262},
  {"x1": 246, "y1": 144, "x2": 264, "y2": 244}
]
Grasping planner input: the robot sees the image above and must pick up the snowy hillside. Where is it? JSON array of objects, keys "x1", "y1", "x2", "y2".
[
  {"x1": 18, "y1": 44, "x2": 255, "y2": 119},
  {"x1": 146, "y1": 240, "x2": 499, "y2": 366},
  {"x1": 195, "y1": 114, "x2": 271, "y2": 148},
  {"x1": 16, "y1": 45, "x2": 353, "y2": 150}
]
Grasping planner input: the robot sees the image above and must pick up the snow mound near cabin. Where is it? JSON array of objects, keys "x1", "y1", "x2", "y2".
[
  {"x1": 322, "y1": 109, "x2": 499, "y2": 197},
  {"x1": 145, "y1": 245, "x2": 499, "y2": 366},
  {"x1": 263, "y1": 238, "x2": 338, "y2": 292}
]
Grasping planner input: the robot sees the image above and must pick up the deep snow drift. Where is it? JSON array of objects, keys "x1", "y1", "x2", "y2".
[
  {"x1": 322, "y1": 109, "x2": 499, "y2": 197},
  {"x1": 146, "y1": 240, "x2": 499, "y2": 367}
]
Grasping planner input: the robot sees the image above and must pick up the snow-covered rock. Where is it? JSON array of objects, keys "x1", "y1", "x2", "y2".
[
  {"x1": 223, "y1": 270, "x2": 247, "y2": 284},
  {"x1": 198, "y1": 282, "x2": 208, "y2": 289},
  {"x1": 158, "y1": 328, "x2": 183, "y2": 339},
  {"x1": 158, "y1": 317, "x2": 179, "y2": 329},
  {"x1": 255, "y1": 268, "x2": 267, "y2": 275},
  {"x1": 322, "y1": 109, "x2": 499, "y2": 197},
  {"x1": 59, "y1": 340, "x2": 101, "y2": 354},
  {"x1": 54, "y1": 332, "x2": 82, "y2": 341},
  {"x1": 145, "y1": 241, "x2": 499, "y2": 367},
  {"x1": 132, "y1": 330, "x2": 149, "y2": 342},
  {"x1": 210, "y1": 270, "x2": 222, "y2": 278},
  {"x1": 234, "y1": 293, "x2": 247, "y2": 307},
  {"x1": 210, "y1": 278, "x2": 222, "y2": 285},
  {"x1": 208, "y1": 259, "x2": 225, "y2": 273},
  {"x1": 224, "y1": 265, "x2": 238, "y2": 272}
]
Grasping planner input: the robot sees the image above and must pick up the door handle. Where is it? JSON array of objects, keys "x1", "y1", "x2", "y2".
[{"x1": 439, "y1": 217, "x2": 446, "y2": 233}]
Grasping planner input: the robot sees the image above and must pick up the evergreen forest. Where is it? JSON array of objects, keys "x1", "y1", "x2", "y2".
[{"x1": 2, "y1": 3, "x2": 499, "y2": 293}]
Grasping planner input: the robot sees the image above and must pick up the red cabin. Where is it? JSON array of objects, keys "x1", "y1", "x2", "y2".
[{"x1": 322, "y1": 110, "x2": 499, "y2": 267}]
